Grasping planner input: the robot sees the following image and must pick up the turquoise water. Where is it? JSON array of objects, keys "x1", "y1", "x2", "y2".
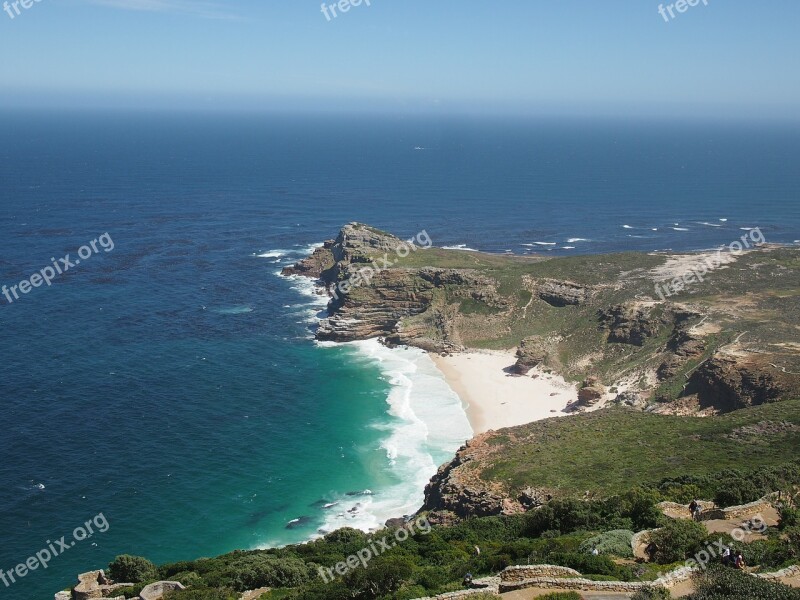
[{"x1": 1, "y1": 113, "x2": 799, "y2": 599}]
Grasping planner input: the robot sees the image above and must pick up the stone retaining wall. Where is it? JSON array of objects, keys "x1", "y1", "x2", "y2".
[
  {"x1": 411, "y1": 576, "x2": 500, "y2": 600},
  {"x1": 500, "y1": 565, "x2": 582, "y2": 581},
  {"x1": 658, "y1": 494, "x2": 776, "y2": 522},
  {"x1": 499, "y1": 565, "x2": 698, "y2": 594},
  {"x1": 500, "y1": 576, "x2": 656, "y2": 593},
  {"x1": 755, "y1": 564, "x2": 800, "y2": 581},
  {"x1": 657, "y1": 500, "x2": 715, "y2": 519}
]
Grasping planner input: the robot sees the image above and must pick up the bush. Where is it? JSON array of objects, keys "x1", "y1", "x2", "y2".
[
  {"x1": 645, "y1": 519, "x2": 707, "y2": 564},
  {"x1": 579, "y1": 529, "x2": 635, "y2": 558},
  {"x1": 546, "y1": 552, "x2": 620, "y2": 578},
  {"x1": 779, "y1": 506, "x2": 800, "y2": 530},
  {"x1": 107, "y1": 554, "x2": 159, "y2": 584},
  {"x1": 688, "y1": 564, "x2": 800, "y2": 599},
  {"x1": 538, "y1": 593, "x2": 582, "y2": 600},
  {"x1": 227, "y1": 556, "x2": 312, "y2": 591},
  {"x1": 618, "y1": 488, "x2": 664, "y2": 531}
]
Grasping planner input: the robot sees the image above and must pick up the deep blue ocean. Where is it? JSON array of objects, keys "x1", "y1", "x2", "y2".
[{"x1": 0, "y1": 112, "x2": 798, "y2": 599}]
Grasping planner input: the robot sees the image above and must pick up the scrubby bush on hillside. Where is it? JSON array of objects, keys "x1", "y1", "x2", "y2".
[
  {"x1": 779, "y1": 505, "x2": 800, "y2": 530},
  {"x1": 653, "y1": 461, "x2": 800, "y2": 508},
  {"x1": 538, "y1": 593, "x2": 582, "y2": 600},
  {"x1": 108, "y1": 554, "x2": 159, "y2": 583},
  {"x1": 579, "y1": 529, "x2": 635, "y2": 558},
  {"x1": 618, "y1": 488, "x2": 664, "y2": 531},
  {"x1": 645, "y1": 519, "x2": 707, "y2": 564},
  {"x1": 687, "y1": 564, "x2": 800, "y2": 600}
]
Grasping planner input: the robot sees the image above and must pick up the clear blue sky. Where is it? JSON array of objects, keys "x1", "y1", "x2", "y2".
[{"x1": 1, "y1": 0, "x2": 798, "y2": 118}]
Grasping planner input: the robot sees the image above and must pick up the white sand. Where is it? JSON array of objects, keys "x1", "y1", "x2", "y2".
[{"x1": 430, "y1": 350, "x2": 578, "y2": 434}]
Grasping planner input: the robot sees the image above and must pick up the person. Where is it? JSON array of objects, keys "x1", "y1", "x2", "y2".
[
  {"x1": 734, "y1": 553, "x2": 745, "y2": 570},
  {"x1": 463, "y1": 572, "x2": 473, "y2": 588},
  {"x1": 689, "y1": 499, "x2": 701, "y2": 521},
  {"x1": 645, "y1": 541, "x2": 659, "y2": 563},
  {"x1": 591, "y1": 547, "x2": 599, "y2": 556},
  {"x1": 721, "y1": 547, "x2": 732, "y2": 566}
]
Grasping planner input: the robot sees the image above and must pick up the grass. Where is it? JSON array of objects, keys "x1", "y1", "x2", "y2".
[{"x1": 477, "y1": 399, "x2": 800, "y2": 497}]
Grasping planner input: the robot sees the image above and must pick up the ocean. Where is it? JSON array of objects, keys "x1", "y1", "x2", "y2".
[{"x1": 0, "y1": 112, "x2": 798, "y2": 599}]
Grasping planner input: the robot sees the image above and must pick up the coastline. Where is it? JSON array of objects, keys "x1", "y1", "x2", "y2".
[{"x1": 430, "y1": 350, "x2": 578, "y2": 434}]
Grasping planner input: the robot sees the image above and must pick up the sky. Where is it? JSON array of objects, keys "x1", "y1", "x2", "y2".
[{"x1": 0, "y1": 0, "x2": 798, "y2": 118}]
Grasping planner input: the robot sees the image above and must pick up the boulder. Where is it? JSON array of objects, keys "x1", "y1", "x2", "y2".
[
  {"x1": 139, "y1": 581, "x2": 186, "y2": 600},
  {"x1": 578, "y1": 377, "x2": 604, "y2": 406},
  {"x1": 512, "y1": 337, "x2": 548, "y2": 375}
]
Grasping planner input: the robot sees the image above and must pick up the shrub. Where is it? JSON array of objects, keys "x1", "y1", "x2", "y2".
[
  {"x1": 779, "y1": 505, "x2": 800, "y2": 530},
  {"x1": 579, "y1": 529, "x2": 635, "y2": 558},
  {"x1": 546, "y1": 552, "x2": 620, "y2": 578},
  {"x1": 714, "y1": 478, "x2": 761, "y2": 507},
  {"x1": 228, "y1": 556, "x2": 312, "y2": 591},
  {"x1": 618, "y1": 488, "x2": 664, "y2": 531},
  {"x1": 688, "y1": 564, "x2": 800, "y2": 599},
  {"x1": 107, "y1": 554, "x2": 159, "y2": 584},
  {"x1": 645, "y1": 519, "x2": 707, "y2": 564},
  {"x1": 538, "y1": 593, "x2": 582, "y2": 600}
]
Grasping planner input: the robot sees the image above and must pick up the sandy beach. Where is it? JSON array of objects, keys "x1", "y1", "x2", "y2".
[{"x1": 430, "y1": 350, "x2": 578, "y2": 434}]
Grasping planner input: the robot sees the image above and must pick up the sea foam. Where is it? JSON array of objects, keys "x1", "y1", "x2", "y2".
[
  {"x1": 317, "y1": 340, "x2": 472, "y2": 534},
  {"x1": 275, "y1": 251, "x2": 472, "y2": 537}
]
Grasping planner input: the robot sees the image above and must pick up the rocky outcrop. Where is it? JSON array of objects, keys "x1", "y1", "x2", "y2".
[
  {"x1": 281, "y1": 224, "x2": 506, "y2": 351},
  {"x1": 612, "y1": 390, "x2": 648, "y2": 409},
  {"x1": 422, "y1": 434, "x2": 509, "y2": 518},
  {"x1": 657, "y1": 310, "x2": 707, "y2": 380},
  {"x1": 535, "y1": 279, "x2": 595, "y2": 307},
  {"x1": 280, "y1": 223, "x2": 402, "y2": 280},
  {"x1": 279, "y1": 240, "x2": 336, "y2": 278},
  {"x1": 600, "y1": 303, "x2": 672, "y2": 346},
  {"x1": 688, "y1": 355, "x2": 794, "y2": 411},
  {"x1": 577, "y1": 376, "x2": 604, "y2": 406},
  {"x1": 421, "y1": 432, "x2": 554, "y2": 518},
  {"x1": 511, "y1": 336, "x2": 548, "y2": 375}
]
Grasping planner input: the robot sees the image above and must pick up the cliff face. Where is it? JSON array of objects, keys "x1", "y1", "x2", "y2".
[{"x1": 688, "y1": 355, "x2": 795, "y2": 411}]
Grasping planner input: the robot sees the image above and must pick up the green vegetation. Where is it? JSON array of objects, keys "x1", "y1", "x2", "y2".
[
  {"x1": 475, "y1": 401, "x2": 800, "y2": 499},
  {"x1": 104, "y1": 472, "x2": 800, "y2": 600},
  {"x1": 104, "y1": 459, "x2": 800, "y2": 599},
  {"x1": 578, "y1": 529, "x2": 635, "y2": 557},
  {"x1": 645, "y1": 519, "x2": 708, "y2": 563},
  {"x1": 537, "y1": 593, "x2": 583, "y2": 600},
  {"x1": 108, "y1": 554, "x2": 159, "y2": 584},
  {"x1": 687, "y1": 565, "x2": 800, "y2": 600}
]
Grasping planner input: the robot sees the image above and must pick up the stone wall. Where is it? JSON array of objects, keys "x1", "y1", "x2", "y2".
[
  {"x1": 500, "y1": 565, "x2": 582, "y2": 582},
  {"x1": 139, "y1": 581, "x2": 186, "y2": 600},
  {"x1": 756, "y1": 564, "x2": 800, "y2": 581},
  {"x1": 411, "y1": 576, "x2": 500, "y2": 600},
  {"x1": 72, "y1": 570, "x2": 134, "y2": 600},
  {"x1": 658, "y1": 494, "x2": 776, "y2": 522},
  {"x1": 499, "y1": 565, "x2": 697, "y2": 594},
  {"x1": 500, "y1": 576, "x2": 656, "y2": 593},
  {"x1": 657, "y1": 500, "x2": 715, "y2": 519}
]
